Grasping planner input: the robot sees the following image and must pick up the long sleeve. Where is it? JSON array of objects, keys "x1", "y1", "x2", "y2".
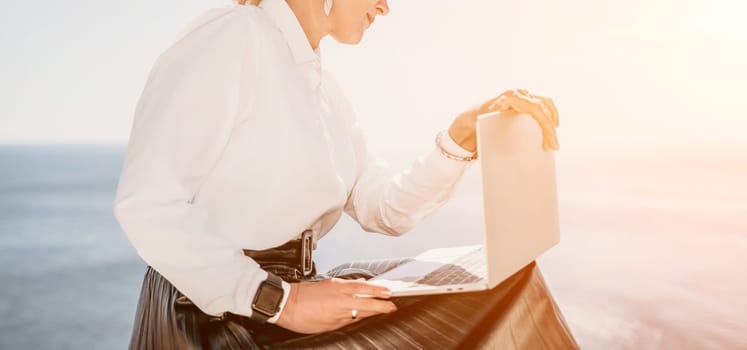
[
  {"x1": 113, "y1": 9, "x2": 283, "y2": 318},
  {"x1": 335, "y1": 92, "x2": 477, "y2": 236}
]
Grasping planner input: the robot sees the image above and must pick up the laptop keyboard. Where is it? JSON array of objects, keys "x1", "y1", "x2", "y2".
[{"x1": 415, "y1": 247, "x2": 486, "y2": 286}]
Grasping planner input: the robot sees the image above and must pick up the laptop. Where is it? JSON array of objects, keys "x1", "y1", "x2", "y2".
[{"x1": 365, "y1": 110, "x2": 560, "y2": 297}]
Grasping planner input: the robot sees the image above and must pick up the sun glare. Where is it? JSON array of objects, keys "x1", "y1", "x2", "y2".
[{"x1": 678, "y1": 0, "x2": 747, "y2": 34}]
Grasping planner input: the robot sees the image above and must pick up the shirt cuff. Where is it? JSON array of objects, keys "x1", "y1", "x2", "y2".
[
  {"x1": 266, "y1": 280, "x2": 292, "y2": 324},
  {"x1": 438, "y1": 129, "x2": 476, "y2": 159}
]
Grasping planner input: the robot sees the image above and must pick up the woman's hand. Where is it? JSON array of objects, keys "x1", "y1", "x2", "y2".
[
  {"x1": 448, "y1": 89, "x2": 560, "y2": 153},
  {"x1": 275, "y1": 278, "x2": 397, "y2": 334}
]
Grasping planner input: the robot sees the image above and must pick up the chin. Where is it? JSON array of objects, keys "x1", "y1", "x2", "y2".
[{"x1": 331, "y1": 31, "x2": 365, "y2": 45}]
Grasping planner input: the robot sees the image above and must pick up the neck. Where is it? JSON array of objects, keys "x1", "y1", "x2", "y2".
[{"x1": 285, "y1": 0, "x2": 331, "y2": 50}]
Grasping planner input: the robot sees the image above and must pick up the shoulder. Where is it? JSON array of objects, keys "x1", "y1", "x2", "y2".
[
  {"x1": 175, "y1": 5, "x2": 263, "y2": 42},
  {"x1": 156, "y1": 5, "x2": 267, "y2": 66}
]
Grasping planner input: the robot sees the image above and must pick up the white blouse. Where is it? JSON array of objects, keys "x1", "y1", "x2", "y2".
[{"x1": 113, "y1": 0, "x2": 476, "y2": 321}]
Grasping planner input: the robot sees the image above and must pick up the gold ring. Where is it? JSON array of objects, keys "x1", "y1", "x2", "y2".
[{"x1": 518, "y1": 89, "x2": 536, "y2": 99}]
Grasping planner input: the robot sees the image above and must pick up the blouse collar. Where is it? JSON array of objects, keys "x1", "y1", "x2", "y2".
[{"x1": 257, "y1": 0, "x2": 322, "y2": 65}]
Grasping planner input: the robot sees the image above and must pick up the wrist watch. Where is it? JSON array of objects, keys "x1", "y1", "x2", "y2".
[{"x1": 250, "y1": 273, "x2": 284, "y2": 323}]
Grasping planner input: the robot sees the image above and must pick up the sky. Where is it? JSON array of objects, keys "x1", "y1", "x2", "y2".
[{"x1": 1, "y1": 0, "x2": 746, "y2": 151}]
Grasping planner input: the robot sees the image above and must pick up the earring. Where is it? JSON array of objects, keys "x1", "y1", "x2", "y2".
[{"x1": 324, "y1": 0, "x2": 333, "y2": 16}]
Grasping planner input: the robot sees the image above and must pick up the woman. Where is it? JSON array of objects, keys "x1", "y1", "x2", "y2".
[{"x1": 114, "y1": 0, "x2": 569, "y2": 348}]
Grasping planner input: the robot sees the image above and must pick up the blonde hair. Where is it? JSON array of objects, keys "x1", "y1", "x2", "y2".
[{"x1": 234, "y1": 0, "x2": 262, "y2": 5}]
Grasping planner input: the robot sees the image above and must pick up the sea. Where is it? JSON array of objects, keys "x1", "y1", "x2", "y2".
[{"x1": 0, "y1": 144, "x2": 745, "y2": 349}]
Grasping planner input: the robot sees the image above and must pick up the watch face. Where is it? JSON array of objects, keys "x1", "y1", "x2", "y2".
[{"x1": 253, "y1": 282, "x2": 284, "y2": 316}]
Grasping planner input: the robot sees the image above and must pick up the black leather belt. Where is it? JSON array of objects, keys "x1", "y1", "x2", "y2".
[{"x1": 243, "y1": 229, "x2": 315, "y2": 279}]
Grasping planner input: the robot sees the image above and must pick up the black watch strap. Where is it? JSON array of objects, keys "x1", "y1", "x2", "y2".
[{"x1": 250, "y1": 273, "x2": 284, "y2": 323}]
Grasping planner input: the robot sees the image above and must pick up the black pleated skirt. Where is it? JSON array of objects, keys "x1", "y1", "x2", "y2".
[{"x1": 128, "y1": 248, "x2": 579, "y2": 350}]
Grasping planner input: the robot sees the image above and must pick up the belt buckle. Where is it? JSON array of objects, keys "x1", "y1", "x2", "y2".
[{"x1": 301, "y1": 229, "x2": 313, "y2": 277}]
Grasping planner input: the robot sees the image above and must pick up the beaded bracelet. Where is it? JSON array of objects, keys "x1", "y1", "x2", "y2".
[{"x1": 435, "y1": 130, "x2": 478, "y2": 162}]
